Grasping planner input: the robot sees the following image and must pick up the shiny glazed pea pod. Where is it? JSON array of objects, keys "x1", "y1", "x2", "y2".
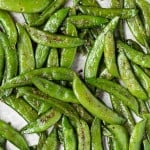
[
  {"x1": 42, "y1": 127, "x2": 58, "y2": 150},
  {"x1": 0, "y1": 120, "x2": 29, "y2": 150},
  {"x1": 73, "y1": 75, "x2": 125, "y2": 124},
  {"x1": 0, "y1": 0, "x2": 51, "y2": 13},
  {"x1": 129, "y1": 119, "x2": 146, "y2": 150},
  {"x1": 117, "y1": 40, "x2": 150, "y2": 68},
  {"x1": 87, "y1": 78, "x2": 139, "y2": 114},
  {"x1": 67, "y1": 15, "x2": 108, "y2": 29},
  {"x1": 84, "y1": 17, "x2": 119, "y2": 79},
  {"x1": 27, "y1": 26, "x2": 84, "y2": 48},
  {"x1": 62, "y1": 116, "x2": 77, "y2": 150},
  {"x1": 78, "y1": 6, "x2": 138, "y2": 19},
  {"x1": 0, "y1": 67, "x2": 75, "y2": 90},
  {"x1": 107, "y1": 125, "x2": 129, "y2": 150},
  {"x1": 0, "y1": 10, "x2": 17, "y2": 47},
  {"x1": 21, "y1": 108, "x2": 61, "y2": 133},
  {"x1": 118, "y1": 50, "x2": 148, "y2": 100},
  {"x1": 32, "y1": 77, "x2": 79, "y2": 104}
]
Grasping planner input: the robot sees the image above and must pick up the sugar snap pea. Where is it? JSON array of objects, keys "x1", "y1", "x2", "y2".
[
  {"x1": 73, "y1": 75, "x2": 125, "y2": 124},
  {"x1": 0, "y1": 44, "x2": 4, "y2": 84},
  {"x1": 87, "y1": 78, "x2": 139, "y2": 113},
  {"x1": 21, "y1": 108, "x2": 61, "y2": 133},
  {"x1": 62, "y1": 116, "x2": 77, "y2": 150},
  {"x1": 129, "y1": 119, "x2": 146, "y2": 150},
  {"x1": 32, "y1": 77, "x2": 79, "y2": 104},
  {"x1": 0, "y1": 120, "x2": 29, "y2": 150},
  {"x1": 117, "y1": 40, "x2": 150, "y2": 68},
  {"x1": 143, "y1": 139, "x2": 150, "y2": 150},
  {"x1": 78, "y1": 6, "x2": 138, "y2": 19},
  {"x1": 38, "y1": 102, "x2": 51, "y2": 115},
  {"x1": 41, "y1": 127, "x2": 58, "y2": 150},
  {"x1": 79, "y1": 0, "x2": 100, "y2": 7},
  {"x1": 0, "y1": 0, "x2": 51, "y2": 13},
  {"x1": 67, "y1": 15, "x2": 108, "y2": 29},
  {"x1": 23, "y1": 13, "x2": 40, "y2": 25},
  {"x1": 27, "y1": 26, "x2": 84, "y2": 48},
  {"x1": 118, "y1": 49, "x2": 148, "y2": 100},
  {"x1": 91, "y1": 118, "x2": 103, "y2": 150},
  {"x1": 35, "y1": 8, "x2": 69, "y2": 68},
  {"x1": 84, "y1": 17, "x2": 119, "y2": 79},
  {"x1": 143, "y1": 114, "x2": 150, "y2": 142},
  {"x1": 37, "y1": 132, "x2": 47, "y2": 150},
  {"x1": 0, "y1": 10, "x2": 17, "y2": 47}
]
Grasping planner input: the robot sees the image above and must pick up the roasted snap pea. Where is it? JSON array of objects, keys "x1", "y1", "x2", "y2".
[
  {"x1": 0, "y1": 120, "x2": 29, "y2": 150},
  {"x1": 21, "y1": 108, "x2": 61, "y2": 133},
  {"x1": 78, "y1": 6, "x2": 138, "y2": 19},
  {"x1": 87, "y1": 78, "x2": 139, "y2": 113},
  {"x1": 67, "y1": 15, "x2": 108, "y2": 29},
  {"x1": 0, "y1": 10, "x2": 17, "y2": 47},
  {"x1": 35, "y1": 8, "x2": 69, "y2": 68},
  {"x1": 62, "y1": 116, "x2": 77, "y2": 150},
  {"x1": 91, "y1": 118, "x2": 103, "y2": 150},
  {"x1": 117, "y1": 48, "x2": 148, "y2": 100},
  {"x1": 84, "y1": 17, "x2": 119, "y2": 79},
  {"x1": 0, "y1": 0, "x2": 51, "y2": 13},
  {"x1": 38, "y1": 102, "x2": 51, "y2": 115},
  {"x1": 129, "y1": 119, "x2": 146, "y2": 150},
  {"x1": 117, "y1": 40, "x2": 150, "y2": 68},
  {"x1": 32, "y1": 77, "x2": 79, "y2": 104},
  {"x1": 27, "y1": 26, "x2": 84, "y2": 48},
  {"x1": 73, "y1": 75, "x2": 125, "y2": 124}
]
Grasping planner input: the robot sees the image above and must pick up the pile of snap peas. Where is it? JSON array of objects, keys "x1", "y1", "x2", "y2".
[{"x1": 0, "y1": 0, "x2": 150, "y2": 149}]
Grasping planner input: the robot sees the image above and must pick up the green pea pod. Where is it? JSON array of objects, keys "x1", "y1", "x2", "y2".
[
  {"x1": 37, "y1": 132, "x2": 47, "y2": 150},
  {"x1": 117, "y1": 40, "x2": 150, "y2": 68},
  {"x1": 79, "y1": 0, "x2": 100, "y2": 7},
  {"x1": 91, "y1": 118, "x2": 103, "y2": 150},
  {"x1": 42, "y1": 127, "x2": 58, "y2": 150},
  {"x1": 111, "y1": 0, "x2": 123, "y2": 8},
  {"x1": 32, "y1": 77, "x2": 79, "y2": 104},
  {"x1": 23, "y1": 13, "x2": 40, "y2": 25},
  {"x1": 118, "y1": 49, "x2": 148, "y2": 100},
  {"x1": 143, "y1": 114, "x2": 150, "y2": 142},
  {"x1": 35, "y1": 8, "x2": 69, "y2": 68},
  {"x1": 73, "y1": 75, "x2": 125, "y2": 124},
  {"x1": 78, "y1": 6, "x2": 138, "y2": 19},
  {"x1": 27, "y1": 26, "x2": 84, "y2": 48},
  {"x1": 0, "y1": 120, "x2": 29, "y2": 150},
  {"x1": 0, "y1": 136, "x2": 6, "y2": 149},
  {"x1": 124, "y1": 0, "x2": 149, "y2": 52},
  {"x1": 4, "y1": 95, "x2": 38, "y2": 122},
  {"x1": 0, "y1": 44, "x2": 4, "y2": 84},
  {"x1": 47, "y1": 48, "x2": 59, "y2": 67},
  {"x1": 32, "y1": 0, "x2": 67, "y2": 26},
  {"x1": 0, "y1": 10, "x2": 17, "y2": 47},
  {"x1": 62, "y1": 116, "x2": 77, "y2": 150},
  {"x1": 84, "y1": 17, "x2": 119, "y2": 79},
  {"x1": 129, "y1": 119, "x2": 146, "y2": 150},
  {"x1": 107, "y1": 125, "x2": 129, "y2": 150},
  {"x1": 104, "y1": 31, "x2": 119, "y2": 77},
  {"x1": 110, "y1": 95, "x2": 135, "y2": 133},
  {"x1": 76, "y1": 119, "x2": 90, "y2": 150},
  {"x1": 86, "y1": 78, "x2": 139, "y2": 114},
  {"x1": 0, "y1": 67, "x2": 75, "y2": 90},
  {"x1": 143, "y1": 139, "x2": 150, "y2": 150},
  {"x1": 21, "y1": 108, "x2": 61, "y2": 133},
  {"x1": 38, "y1": 103, "x2": 51, "y2": 115},
  {"x1": 67, "y1": 15, "x2": 108, "y2": 29},
  {"x1": 0, "y1": 0, "x2": 51, "y2": 13},
  {"x1": 136, "y1": 0, "x2": 150, "y2": 39},
  {"x1": 61, "y1": 21, "x2": 78, "y2": 68},
  {"x1": 16, "y1": 23, "x2": 35, "y2": 74}
]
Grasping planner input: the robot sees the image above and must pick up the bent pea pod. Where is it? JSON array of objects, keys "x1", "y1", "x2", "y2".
[
  {"x1": 117, "y1": 40, "x2": 150, "y2": 68},
  {"x1": 87, "y1": 78, "x2": 139, "y2": 114},
  {"x1": 73, "y1": 75, "x2": 125, "y2": 124},
  {"x1": 27, "y1": 26, "x2": 84, "y2": 48},
  {"x1": 78, "y1": 6, "x2": 138, "y2": 19},
  {"x1": 0, "y1": 0, "x2": 51, "y2": 13},
  {"x1": 0, "y1": 120, "x2": 29, "y2": 150},
  {"x1": 32, "y1": 77, "x2": 79, "y2": 104},
  {"x1": 84, "y1": 17, "x2": 119, "y2": 79},
  {"x1": 67, "y1": 15, "x2": 108, "y2": 29},
  {"x1": 0, "y1": 67, "x2": 75, "y2": 90},
  {"x1": 0, "y1": 10, "x2": 17, "y2": 47},
  {"x1": 21, "y1": 108, "x2": 61, "y2": 133}
]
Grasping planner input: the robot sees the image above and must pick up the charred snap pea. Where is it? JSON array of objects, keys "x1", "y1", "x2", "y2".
[{"x1": 26, "y1": 26, "x2": 84, "y2": 48}]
